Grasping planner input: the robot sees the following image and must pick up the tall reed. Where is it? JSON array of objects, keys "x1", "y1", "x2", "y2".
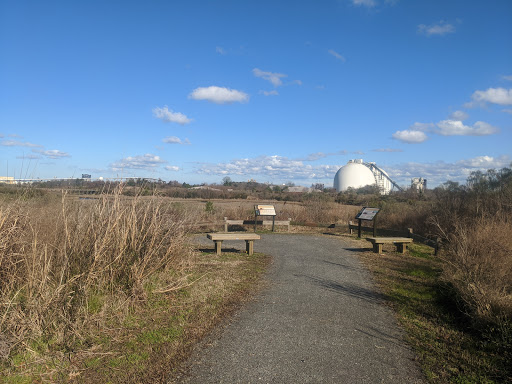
[{"x1": 0, "y1": 187, "x2": 190, "y2": 363}]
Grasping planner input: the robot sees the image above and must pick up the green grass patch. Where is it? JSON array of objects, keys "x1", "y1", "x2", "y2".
[
  {"x1": 87, "y1": 292, "x2": 105, "y2": 314},
  {"x1": 357, "y1": 240, "x2": 511, "y2": 383},
  {"x1": 137, "y1": 326, "x2": 183, "y2": 345},
  {"x1": 408, "y1": 243, "x2": 434, "y2": 259}
]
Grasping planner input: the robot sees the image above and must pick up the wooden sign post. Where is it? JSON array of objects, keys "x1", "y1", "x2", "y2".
[
  {"x1": 355, "y1": 207, "x2": 380, "y2": 237},
  {"x1": 254, "y1": 205, "x2": 276, "y2": 232}
]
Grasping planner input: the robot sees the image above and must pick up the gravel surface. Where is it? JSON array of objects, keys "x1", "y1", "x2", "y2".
[{"x1": 174, "y1": 233, "x2": 424, "y2": 384}]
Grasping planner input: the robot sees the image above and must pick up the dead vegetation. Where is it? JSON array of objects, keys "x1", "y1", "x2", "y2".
[
  {"x1": 429, "y1": 168, "x2": 512, "y2": 348},
  {"x1": 0, "y1": 187, "x2": 194, "y2": 381},
  {"x1": 1, "y1": 166, "x2": 511, "y2": 382}
]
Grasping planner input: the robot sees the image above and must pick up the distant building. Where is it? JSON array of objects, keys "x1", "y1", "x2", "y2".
[
  {"x1": 286, "y1": 187, "x2": 311, "y2": 193},
  {"x1": 0, "y1": 176, "x2": 15, "y2": 184},
  {"x1": 411, "y1": 177, "x2": 427, "y2": 192},
  {"x1": 190, "y1": 186, "x2": 221, "y2": 191}
]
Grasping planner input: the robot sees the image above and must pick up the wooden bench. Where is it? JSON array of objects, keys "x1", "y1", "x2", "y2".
[
  {"x1": 207, "y1": 233, "x2": 261, "y2": 256},
  {"x1": 366, "y1": 237, "x2": 413, "y2": 254},
  {"x1": 224, "y1": 217, "x2": 291, "y2": 232}
]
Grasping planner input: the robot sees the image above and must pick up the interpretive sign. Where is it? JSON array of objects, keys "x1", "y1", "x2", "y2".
[
  {"x1": 355, "y1": 207, "x2": 380, "y2": 221},
  {"x1": 255, "y1": 205, "x2": 276, "y2": 216},
  {"x1": 355, "y1": 207, "x2": 380, "y2": 237},
  {"x1": 254, "y1": 204, "x2": 277, "y2": 232}
]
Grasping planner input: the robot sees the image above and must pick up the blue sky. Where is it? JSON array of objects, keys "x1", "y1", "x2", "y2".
[{"x1": 1, "y1": 0, "x2": 511, "y2": 187}]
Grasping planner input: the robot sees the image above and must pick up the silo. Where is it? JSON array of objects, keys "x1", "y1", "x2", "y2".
[{"x1": 333, "y1": 159, "x2": 377, "y2": 193}]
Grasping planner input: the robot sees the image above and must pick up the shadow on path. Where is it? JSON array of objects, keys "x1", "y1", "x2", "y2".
[{"x1": 296, "y1": 274, "x2": 386, "y2": 304}]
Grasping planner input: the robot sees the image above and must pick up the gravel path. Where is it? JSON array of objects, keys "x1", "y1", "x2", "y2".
[{"x1": 175, "y1": 233, "x2": 424, "y2": 384}]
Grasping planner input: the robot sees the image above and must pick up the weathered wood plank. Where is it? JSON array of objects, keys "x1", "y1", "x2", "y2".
[{"x1": 207, "y1": 233, "x2": 261, "y2": 241}]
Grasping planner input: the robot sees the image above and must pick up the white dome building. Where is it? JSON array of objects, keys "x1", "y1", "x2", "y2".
[{"x1": 334, "y1": 159, "x2": 394, "y2": 194}]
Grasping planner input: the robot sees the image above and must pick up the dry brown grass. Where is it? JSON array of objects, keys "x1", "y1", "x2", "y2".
[
  {"x1": 0, "y1": 187, "x2": 192, "y2": 380},
  {"x1": 434, "y1": 216, "x2": 512, "y2": 337},
  {"x1": 160, "y1": 198, "x2": 359, "y2": 232}
]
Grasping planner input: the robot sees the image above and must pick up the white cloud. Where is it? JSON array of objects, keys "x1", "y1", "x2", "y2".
[
  {"x1": 216, "y1": 46, "x2": 226, "y2": 55},
  {"x1": 457, "y1": 155, "x2": 504, "y2": 168},
  {"x1": 259, "y1": 90, "x2": 279, "y2": 96},
  {"x1": 197, "y1": 155, "x2": 340, "y2": 180},
  {"x1": 163, "y1": 136, "x2": 191, "y2": 145},
  {"x1": 435, "y1": 119, "x2": 498, "y2": 136},
  {"x1": 165, "y1": 165, "x2": 180, "y2": 171},
  {"x1": 152, "y1": 106, "x2": 192, "y2": 125},
  {"x1": 33, "y1": 149, "x2": 71, "y2": 159},
  {"x1": 1, "y1": 140, "x2": 42, "y2": 147},
  {"x1": 409, "y1": 122, "x2": 435, "y2": 131},
  {"x1": 352, "y1": 0, "x2": 376, "y2": 7},
  {"x1": 468, "y1": 87, "x2": 512, "y2": 106},
  {"x1": 253, "y1": 68, "x2": 287, "y2": 87},
  {"x1": 502, "y1": 75, "x2": 512, "y2": 81},
  {"x1": 302, "y1": 152, "x2": 328, "y2": 161},
  {"x1": 503, "y1": 109, "x2": 512, "y2": 114},
  {"x1": 388, "y1": 155, "x2": 511, "y2": 186},
  {"x1": 392, "y1": 130, "x2": 428, "y2": 143},
  {"x1": 449, "y1": 110, "x2": 469, "y2": 121},
  {"x1": 402, "y1": 113, "x2": 498, "y2": 140},
  {"x1": 328, "y1": 49, "x2": 346, "y2": 62},
  {"x1": 418, "y1": 21, "x2": 455, "y2": 36},
  {"x1": 189, "y1": 86, "x2": 249, "y2": 104},
  {"x1": 372, "y1": 148, "x2": 403, "y2": 153},
  {"x1": 110, "y1": 154, "x2": 166, "y2": 171},
  {"x1": 297, "y1": 150, "x2": 349, "y2": 162}
]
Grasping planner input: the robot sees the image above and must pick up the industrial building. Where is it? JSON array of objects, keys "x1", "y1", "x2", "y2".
[
  {"x1": 333, "y1": 159, "x2": 402, "y2": 194},
  {"x1": 411, "y1": 177, "x2": 427, "y2": 192},
  {"x1": 0, "y1": 176, "x2": 15, "y2": 184}
]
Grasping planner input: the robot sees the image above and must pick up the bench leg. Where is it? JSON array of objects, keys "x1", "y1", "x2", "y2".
[
  {"x1": 396, "y1": 243, "x2": 406, "y2": 254},
  {"x1": 214, "y1": 240, "x2": 223, "y2": 255},
  {"x1": 246, "y1": 240, "x2": 254, "y2": 255},
  {"x1": 373, "y1": 243, "x2": 383, "y2": 254}
]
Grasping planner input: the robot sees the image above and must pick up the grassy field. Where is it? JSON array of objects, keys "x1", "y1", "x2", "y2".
[
  {"x1": 1, "y1": 184, "x2": 510, "y2": 383},
  {"x1": 354, "y1": 238, "x2": 511, "y2": 383}
]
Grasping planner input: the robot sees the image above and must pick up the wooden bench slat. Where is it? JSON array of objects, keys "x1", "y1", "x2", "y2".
[
  {"x1": 207, "y1": 233, "x2": 260, "y2": 241},
  {"x1": 366, "y1": 237, "x2": 413, "y2": 243}
]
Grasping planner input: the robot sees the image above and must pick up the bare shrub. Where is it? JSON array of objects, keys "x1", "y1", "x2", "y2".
[
  {"x1": 281, "y1": 199, "x2": 359, "y2": 225},
  {"x1": 435, "y1": 216, "x2": 512, "y2": 332},
  {"x1": 429, "y1": 167, "x2": 512, "y2": 345},
  {"x1": 378, "y1": 200, "x2": 432, "y2": 235}
]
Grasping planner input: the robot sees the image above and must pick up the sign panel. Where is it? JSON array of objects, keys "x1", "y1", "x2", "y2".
[
  {"x1": 255, "y1": 204, "x2": 276, "y2": 216},
  {"x1": 355, "y1": 207, "x2": 380, "y2": 221}
]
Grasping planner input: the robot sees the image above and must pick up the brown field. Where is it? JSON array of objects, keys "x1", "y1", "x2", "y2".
[{"x1": 1, "y1": 172, "x2": 511, "y2": 383}]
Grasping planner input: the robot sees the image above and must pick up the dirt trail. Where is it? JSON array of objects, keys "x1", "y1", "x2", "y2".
[{"x1": 174, "y1": 234, "x2": 424, "y2": 384}]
